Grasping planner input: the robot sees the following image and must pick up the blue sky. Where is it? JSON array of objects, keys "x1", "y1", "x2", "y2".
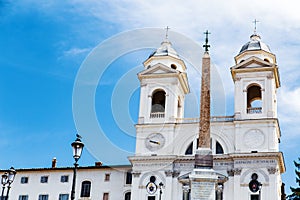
[{"x1": 0, "y1": 0, "x2": 300, "y2": 194}]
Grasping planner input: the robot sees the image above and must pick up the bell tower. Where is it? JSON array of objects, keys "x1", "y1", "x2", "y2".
[
  {"x1": 231, "y1": 33, "x2": 280, "y2": 120},
  {"x1": 137, "y1": 39, "x2": 189, "y2": 125},
  {"x1": 230, "y1": 32, "x2": 282, "y2": 154},
  {"x1": 129, "y1": 31, "x2": 191, "y2": 200},
  {"x1": 134, "y1": 34, "x2": 190, "y2": 157}
]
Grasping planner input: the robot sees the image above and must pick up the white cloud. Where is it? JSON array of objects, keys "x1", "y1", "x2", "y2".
[{"x1": 63, "y1": 47, "x2": 91, "y2": 57}]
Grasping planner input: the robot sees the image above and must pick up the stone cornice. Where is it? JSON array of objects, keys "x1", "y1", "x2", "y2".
[{"x1": 231, "y1": 62, "x2": 280, "y2": 88}]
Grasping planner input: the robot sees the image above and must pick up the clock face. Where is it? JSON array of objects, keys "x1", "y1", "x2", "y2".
[{"x1": 145, "y1": 133, "x2": 166, "y2": 151}]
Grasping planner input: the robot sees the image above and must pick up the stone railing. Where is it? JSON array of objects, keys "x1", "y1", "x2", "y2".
[
  {"x1": 150, "y1": 112, "x2": 165, "y2": 118},
  {"x1": 247, "y1": 107, "x2": 262, "y2": 114},
  {"x1": 176, "y1": 116, "x2": 234, "y2": 123}
]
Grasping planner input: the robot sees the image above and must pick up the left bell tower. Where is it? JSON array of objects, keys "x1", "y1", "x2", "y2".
[
  {"x1": 137, "y1": 40, "x2": 189, "y2": 125},
  {"x1": 130, "y1": 37, "x2": 190, "y2": 200}
]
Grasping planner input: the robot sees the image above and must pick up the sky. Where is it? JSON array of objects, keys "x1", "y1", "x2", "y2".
[{"x1": 0, "y1": 0, "x2": 300, "y2": 194}]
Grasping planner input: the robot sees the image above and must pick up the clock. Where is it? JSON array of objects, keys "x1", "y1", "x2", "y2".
[{"x1": 145, "y1": 133, "x2": 166, "y2": 151}]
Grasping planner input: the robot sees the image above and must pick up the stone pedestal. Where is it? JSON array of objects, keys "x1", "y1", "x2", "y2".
[
  {"x1": 189, "y1": 168, "x2": 218, "y2": 200},
  {"x1": 190, "y1": 148, "x2": 217, "y2": 200}
]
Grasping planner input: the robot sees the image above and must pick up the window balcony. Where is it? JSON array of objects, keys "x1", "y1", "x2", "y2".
[
  {"x1": 150, "y1": 112, "x2": 165, "y2": 118},
  {"x1": 247, "y1": 107, "x2": 262, "y2": 114}
]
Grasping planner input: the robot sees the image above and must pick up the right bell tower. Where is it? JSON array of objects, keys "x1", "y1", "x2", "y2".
[{"x1": 231, "y1": 33, "x2": 280, "y2": 120}]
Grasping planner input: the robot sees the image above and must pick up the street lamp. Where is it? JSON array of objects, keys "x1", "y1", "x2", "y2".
[
  {"x1": 1, "y1": 167, "x2": 16, "y2": 200},
  {"x1": 1, "y1": 173, "x2": 8, "y2": 200},
  {"x1": 6, "y1": 167, "x2": 16, "y2": 200},
  {"x1": 258, "y1": 183, "x2": 262, "y2": 200},
  {"x1": 70, "y1": 135, "x2": 84, "y2": 200},
  {"x1": 159, "y1": 182, "x2": 164, "y2": 200}
]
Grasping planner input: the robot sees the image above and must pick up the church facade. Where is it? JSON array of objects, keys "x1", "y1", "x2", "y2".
[
  {"x1": 129, "y1": 32, "x2": 285, "y2": 200},
  {"x1": 8, "y1": 32, "x2": 285, "y2": 200}
]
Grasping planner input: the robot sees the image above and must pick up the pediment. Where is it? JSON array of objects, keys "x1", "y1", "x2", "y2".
[
  {"x1": 139, "y1": 63, "x2": 177, "y2": 76},
  {"x1": 233, "y1": 56, "x2": 273, "y2": 69}
]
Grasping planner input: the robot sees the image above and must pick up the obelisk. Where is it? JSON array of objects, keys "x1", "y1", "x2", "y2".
[{"x1": 189, "y1": 30, "x2": 218, "y2": 200}]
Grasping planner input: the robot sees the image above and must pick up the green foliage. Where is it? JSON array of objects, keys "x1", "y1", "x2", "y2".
[{"x1": 288, "y1": 158, "x2": 300, "y2": 200}]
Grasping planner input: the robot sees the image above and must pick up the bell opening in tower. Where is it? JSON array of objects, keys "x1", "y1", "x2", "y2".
[
  {"x1": 247, "y1": 84, "x2": 262, "y2": 114},
  {"x1": 150, "y1": 90, "x2": 166, "y2": 118}
]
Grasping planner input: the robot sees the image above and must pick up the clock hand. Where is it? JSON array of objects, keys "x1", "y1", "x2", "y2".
[{"x1": 149, "y1": 140, "x2": 160, "y2": 145}]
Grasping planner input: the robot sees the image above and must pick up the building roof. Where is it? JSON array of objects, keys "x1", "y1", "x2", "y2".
[
  {"x1": 239, "y1": 34, "x2": 271, "y2": 54},
  {"x1": 148, "y1": 40, "x2": 180, "y2": 59},
  {"x1": 0, "y1": 164, "x2": 132, "y2": 172}
]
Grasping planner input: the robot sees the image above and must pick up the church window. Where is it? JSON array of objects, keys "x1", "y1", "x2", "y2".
[
  {"x1": 171, "y1": 64, "x2": 177, "y2": 69},
  {"x1": 80, "y1": 181, "x2": 91, "y2": 197},
  {"x1": 151, "y1": 90, "x2": 166, "y2": 118},
  {"x1": 185, "y1": 138, "x2": 224, "y2": 155},
  {"x1": 250, "y1": 195, "x2": 259, "y2": 200},
  {"x1": 185, "y1": 142, "x2": 193, "y2": 155},
  {"x1": 216, "y1": 141, "x2": 224, "y2": 154},
  {"x1": 125, "y1": 171, "x2": 132, "y2": 184},
  {"x1": 124, "y1": 192, "x2": 131, "y2": 200},
  {"x1": 103, "y1": 193, "x2": 109, "y2": 200},
  {"x1": 247, "y1": 85, "x2": 262, "y2": 114},
  {"x1": 150, "y1": 176, "x2": 156, "y2": 182}
]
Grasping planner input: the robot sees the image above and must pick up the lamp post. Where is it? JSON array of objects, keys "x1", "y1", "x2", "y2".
[
  {"x1": 159, "y1": 182, "x2": 164, "y2": 200},
  {"x1": 1, "y1": 173, "x2": 8, "y2": 200},
  {"x1": 1, "y1": 167, "x2": 16, "y2": 200},
  {"x1": 70, "y1": 135, "x2": 84, "y2": 200},
  {"x1": 6, "y1": 167, "x2": 16, "y2": 200},
  {"x1": 258, "y1": 183, "x2": 262, "y2": 200}
]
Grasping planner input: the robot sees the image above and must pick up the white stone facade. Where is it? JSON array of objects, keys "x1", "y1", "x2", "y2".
[{"x1": 129, "y1": 34, "x2": 285, "y2": 200}]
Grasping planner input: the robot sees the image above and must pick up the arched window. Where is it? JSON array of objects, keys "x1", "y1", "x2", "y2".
[
  {"x1": 150, "y1": 90, "x2": 166, "y2": 118},
  {"x1": 80, "y1": 181, "x2": 91, "y2": 197},
  {"x1": 184, "y1": 139, "x2": 224, "y2": 155},
  {"x1": 216, "y1": 141, "x2": 224, "y2": 154},
  {"x1": 247, "y1": 85, "x2": 262, "y2": 114},
  {"x1": 124, "y1": 192, "x2": 131, "y2": 200},
  {"x1": 185, "y1": 142, "x2": 193, "y2": 155}
]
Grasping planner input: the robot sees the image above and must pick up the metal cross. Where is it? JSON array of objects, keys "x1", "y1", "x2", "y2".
[
  {"x1": 253, "y1": 19, "x2": 259, "y2": 34},
  {"x1": 203, "y1": 30, "x2": 211, "y2": 52},
  {"x1": 165, "y1": 26, "x2": 170, "y2": 40}
]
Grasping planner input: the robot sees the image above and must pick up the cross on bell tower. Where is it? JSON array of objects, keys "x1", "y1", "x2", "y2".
[
  {"x1": 253, "y1": 19, "x2": 260, "y2": 34},
  {"x1": 165, "y1": 26, "x2": 170, "y2": 40}
]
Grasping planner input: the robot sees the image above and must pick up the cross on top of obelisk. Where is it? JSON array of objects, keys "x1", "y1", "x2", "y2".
[
  {"x1": 203, "y1": 30, "x2": 211, "y2": 52},
  {"x1": 253, "y1": 19, "x2": 259, "y2": 34}
]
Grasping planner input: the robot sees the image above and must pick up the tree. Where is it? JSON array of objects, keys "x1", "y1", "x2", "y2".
[{"x1": 287, "y1": 158, "x2": 300, "y2": 200}]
